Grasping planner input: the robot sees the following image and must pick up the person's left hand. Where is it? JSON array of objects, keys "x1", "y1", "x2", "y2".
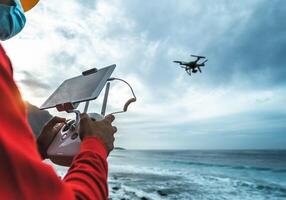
[{"x1": 37, "y1": 116, "x2": 66, "y2": 159}]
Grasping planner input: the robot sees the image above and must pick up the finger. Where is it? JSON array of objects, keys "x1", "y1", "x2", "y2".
[
  {"x1": 50, "y1": 116, "x2": 66, "y2": 123},
  {"x1": 112, "y1": 126, "x2": 117, "y2": 133},
  {"x1": 54, "y1": 122, "x2": 64, "y2": 129},
  {"x1": 80, "y1": 113, "x2": 91, "y2": 124},
  {"x1": 108, "y1": 143, "x2": 114, "y2": 152},
  {"x1": 104, "y1": 115, "x2": 115, "y2": 124},
  {"x1": 80, "y1": 113, "x2": 89, "y2": 120},
  {"x1": 53, "y1": 123, "x2": 65, "y2": 132},
  {"x1": 45, "y1": 116, "x2": 66, "y2": 129}
]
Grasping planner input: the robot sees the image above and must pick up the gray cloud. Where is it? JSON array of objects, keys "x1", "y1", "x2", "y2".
[
  {"x1": 202, "y1": 1, "x2": 286, "y2": 88},
  {"x1": 19, "y1": 71, "x2": 51, "y2": 96},
  {"x1": 117, "y1": 109, "x2": 286, "y2": 149},
  {"x1": 11, "y1": 0, "x2": 286, "y2": 149},
  {"x1": 77, "y1": 0, "x2": 97, "y2": 10},
  {"x1": 115, "y1": 0, "x2": 286, "y2": 90},
  {"x1": 51, "y1": 51, "x2": 77, "y2": 67},
  {"x1": 56, "y1": 27, "x2": 77, "y2": 40}
]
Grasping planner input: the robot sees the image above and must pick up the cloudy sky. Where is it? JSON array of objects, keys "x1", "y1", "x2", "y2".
[{"x1": 3, "y1": 0, "x2": 286, "y2": 149}]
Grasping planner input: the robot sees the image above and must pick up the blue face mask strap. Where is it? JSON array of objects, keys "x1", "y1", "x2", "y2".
[{"x1": 14, "y1": 0, "x2": 25, "y2": 12}]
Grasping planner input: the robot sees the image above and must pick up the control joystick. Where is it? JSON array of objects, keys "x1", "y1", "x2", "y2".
[{"x1": 47, "y1": 113, "x2": 104, "y2": 157}]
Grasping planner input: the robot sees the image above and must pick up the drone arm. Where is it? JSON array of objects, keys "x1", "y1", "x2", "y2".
[
  {"x1": 173, "y1": 61, "x2": 182, "y2": 64},
  {"x1": 191, "y1": 55, "x2": 206, "y2": 59},
  {"x1": 197, "y1": 59, "x2": 208, "y2": 66},
  {"x1": 203, "y1": 59, "x2": 208, "y2": 64}
]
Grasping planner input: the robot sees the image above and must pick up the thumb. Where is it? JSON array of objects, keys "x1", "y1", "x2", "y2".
[{"x1": 45, "y1": 116, "x2": 66, "y2": 130}]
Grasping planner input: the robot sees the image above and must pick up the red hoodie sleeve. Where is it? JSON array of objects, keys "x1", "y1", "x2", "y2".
[
  {"x1": 64, "y1": 137, "x2": 108, "y2": 199},
  {"x1": 0, "y1": 44, "x2": 108, "y2": 200}
]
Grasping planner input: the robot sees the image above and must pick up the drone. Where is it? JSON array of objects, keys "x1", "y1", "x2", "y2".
[{"x1": 173, "y1": 55, "x2": 208, "y2": 76}]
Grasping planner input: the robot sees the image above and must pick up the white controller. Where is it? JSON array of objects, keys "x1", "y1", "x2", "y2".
[
  {"x1": 45, "y1": 75, "x2": 136, "y2": 166},
  {"x1": 47, "y1": 113, "x2": 104, "y2": 157}
]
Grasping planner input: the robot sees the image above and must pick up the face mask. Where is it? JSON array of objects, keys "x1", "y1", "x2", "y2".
[{"x1": 0, "y1": 0, "x2": 26, "y2": 41}]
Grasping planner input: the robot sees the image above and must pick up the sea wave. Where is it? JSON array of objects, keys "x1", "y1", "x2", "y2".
[
  {"x1": 205, "y1": 175, "x2": 286, "y2": 195},
  {"x1": 168, "y1": 160, "x2": 286, "y2": 173},
  {"x1": 109, "y1": 163, "x2": 286, "y2": 199}
]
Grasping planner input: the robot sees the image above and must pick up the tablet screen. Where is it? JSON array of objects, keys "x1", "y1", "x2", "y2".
[{"x1": 40, "y1": 64, "x2": 116, "y2": 110}]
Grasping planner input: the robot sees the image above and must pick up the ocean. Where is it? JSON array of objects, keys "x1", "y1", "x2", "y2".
[{"x1": 54, "y1": 150, "x2": 286, "y2": 200}]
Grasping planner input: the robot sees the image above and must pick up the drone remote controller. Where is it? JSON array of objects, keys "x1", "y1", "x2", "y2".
[
  {"x1": 47, "y1": 113, "x2": 104, "y2": 157},
  {"x1": 42, "y1": 66, "x2": 137, "y2": 165}
]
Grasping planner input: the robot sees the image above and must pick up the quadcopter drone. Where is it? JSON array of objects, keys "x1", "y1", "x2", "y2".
[{"x1": 173, "y1": 55, "x2": 208, "y2": 76}]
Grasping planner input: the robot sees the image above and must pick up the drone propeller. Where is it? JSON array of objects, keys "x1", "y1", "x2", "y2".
[{"x1": 191, "y1": 55, "x2": 206, "y2": 59}]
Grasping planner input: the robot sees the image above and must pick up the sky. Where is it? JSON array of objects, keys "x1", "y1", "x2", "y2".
[{"x1": 3, "y1": 0, "x2": 286, "y2": 149}]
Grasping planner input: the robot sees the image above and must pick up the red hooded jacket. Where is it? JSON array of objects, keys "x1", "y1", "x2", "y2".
[{"x1": 0, "y1": 44, "x2": 108, "y2": 200}]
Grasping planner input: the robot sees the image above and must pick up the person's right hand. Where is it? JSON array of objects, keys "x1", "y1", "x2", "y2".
[{"x1": 79, "y1": 114, "x2": 117, "y2": 155}]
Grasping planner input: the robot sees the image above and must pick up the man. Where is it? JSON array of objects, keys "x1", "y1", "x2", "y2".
[{"x1": 0, "y1": 0, "x2": 117, "y2": 199}]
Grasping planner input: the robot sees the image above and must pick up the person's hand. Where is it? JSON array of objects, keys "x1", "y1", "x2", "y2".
[
  {"x1": 79, "y1": 114, "x2": 117, "y2": 155},
  {"x1": 37, "y1": 116, "x2": 66, "y2": 159}
]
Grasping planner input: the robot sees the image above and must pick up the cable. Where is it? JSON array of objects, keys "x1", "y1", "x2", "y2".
[
  {"x1": 108, "y1": 77, "x2": 137, "y2": 100},
  {"x1": 107, "y1": 77, "x2": 137, "y2": 115}
]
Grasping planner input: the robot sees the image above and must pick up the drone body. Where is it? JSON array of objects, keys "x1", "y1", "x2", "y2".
[{"x1": 174, "y1": 55, "x2": 208, "y2": 76}]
